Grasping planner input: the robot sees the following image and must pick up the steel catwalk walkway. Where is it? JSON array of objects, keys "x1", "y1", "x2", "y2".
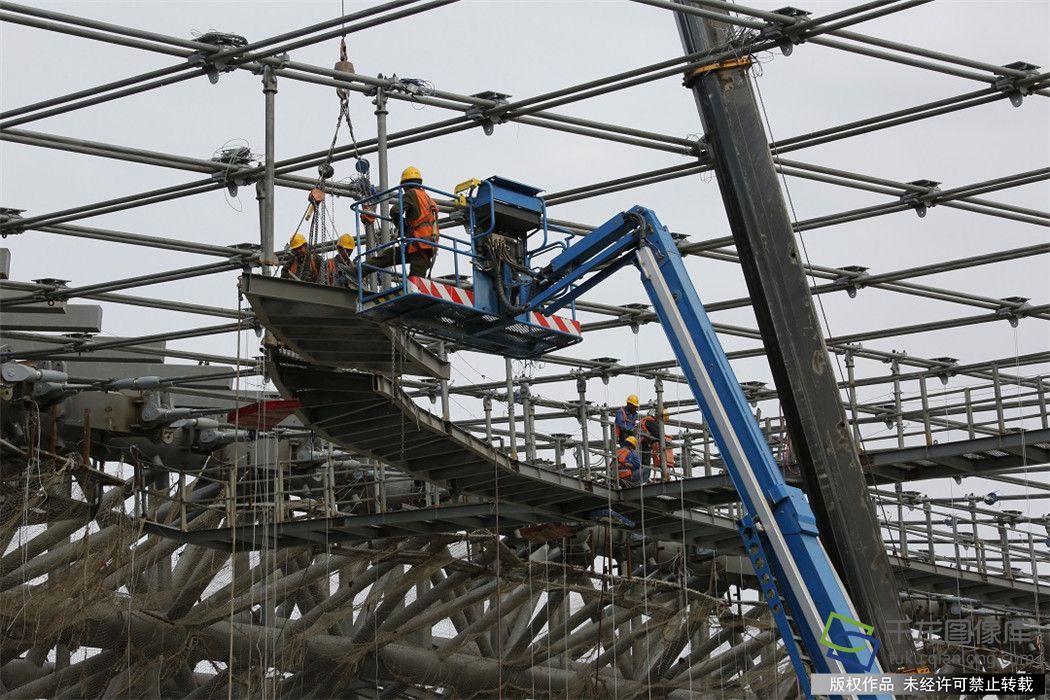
[
  {"x1": 240, "y1": 273, "x2": 450, "y2": 380},
  {"x1": 266, "y1": 354, "x2": 1048, "y2": 615},
  {"x1": 268, "y1": 354, "x2": 745, "y2": 549},
  {"x1": 641, "y1": 429, "x2": 1050, "y2": 506}
]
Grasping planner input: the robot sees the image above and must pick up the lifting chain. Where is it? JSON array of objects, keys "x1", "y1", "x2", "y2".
[
  {"x1": 317, "y1": 36, "x2": 362, "y2": 187},
  {"x1": 302, "y1": 35, "x2": 371, "y2": 251}
]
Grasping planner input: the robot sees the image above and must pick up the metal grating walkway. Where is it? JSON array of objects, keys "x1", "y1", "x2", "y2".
[
  {"x1": 268, "y1": 354, "x2": 744, "y2": 551},
  {"x1": 641, "y1": 429, "x2": 1050, "y2": 507},
  {"x1": 266, "y1": 354, "x2": 1047, "y2": 614}
]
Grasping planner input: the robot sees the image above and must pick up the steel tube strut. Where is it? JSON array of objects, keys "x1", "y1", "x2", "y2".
[
  {"x1": 673, "y1": 1, "x2": 915, "y2": 669},
  {"x1": 261, "y1": 68, "x2": 277, "y2": 269}
]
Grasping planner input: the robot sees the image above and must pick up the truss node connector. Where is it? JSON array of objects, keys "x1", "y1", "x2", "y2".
[
  {"x1": 0, "y1": 208, "x2": 26, "y2": 238},
  {"x1": 1, "y1": 362, "x2": 68, "y2": 385},
  {"x1": 686, "y1": 133, "x2": 712, "y2": 162},
  {"x1": 996, "y1": 296, "x2": 1031, "y2": 328},
  {"x1": 740, "y1": 380, "x2": 769, "y2": 406},
  {"x1": 188, "y1": 32, "x2": 249, "y2": 84},
  {"x1": 841, "y1": 342, "x2": 863, "y2": 365},
  {"x1": 834, "y1": 265, "x2": 869, "y2": 298},
  {"x1": 210, "y1": 146, "x2": 256, "y2": 196},
  {"x1": 589, "y1": 356, "x2": 618, "y2": 385},
  {"x1": 929, "y1": 356, "x2": 959, "y2": 385},
  {"x1": 900, "y1": 179, "x2": 941, "y2": 218},
  {"x1": 30, "y1": 278, "x2": 70, "y2": 306},
  {"x1": 881, "y1": 349, "x2": 908, "y2": 371},
  {"x1": 758, "y1": 6, "x2": 811, "y2": 57},
  {"x1": 228, "y1": 242, "x2": 262, "y2": 269},
  {"x1": 899, "y1": 490, "x2": 924, "y2": 507},
  {"x1": 467, "y1": 91, "x2": 511, "y2": 136},
  {"x1": 619, "y1": 302, "x2": 650, "y2": 333},
  {"x1": 994, "y1": 61, "x2": 1041, "y2": 107}
]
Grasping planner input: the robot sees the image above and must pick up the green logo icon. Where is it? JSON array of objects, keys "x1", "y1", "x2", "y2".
[
  {"x1": 820, "y1": 612, "x2": 874, "y2": 654},
  {"x1": 819, "y1": 612, "x2": 881, "y2": 673}
]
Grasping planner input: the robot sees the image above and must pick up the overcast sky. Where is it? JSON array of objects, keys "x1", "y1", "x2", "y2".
[{"x1": 1, "y1": 1, "x2": 1048, "y2": 464}]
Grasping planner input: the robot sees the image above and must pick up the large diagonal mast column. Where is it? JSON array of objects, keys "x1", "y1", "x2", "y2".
[{"x1": 672, "y1": 1, "x2": 915, "y2": 668}]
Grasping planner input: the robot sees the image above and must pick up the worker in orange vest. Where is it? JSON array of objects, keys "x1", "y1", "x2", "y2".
[
  {"x1": 366, "y1": 166, "x2": 439, "y2": 279},
  {"x1": 638, "y1": 409, "x2": 670, "y2": 466},
  {"x1": 325, "y1": 233, "x2": 356, "y2": 287},
  {"x1": 616, "y1": 436, "x2": 648, "y2": 487},
  {"x1": 281, "y1": 232, "x2": 322, "y2": 283},
  {"x1": 613, "y1": 394, "x2": 640, "y2": 447}
]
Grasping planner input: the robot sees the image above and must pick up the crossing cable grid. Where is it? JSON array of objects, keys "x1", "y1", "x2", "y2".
[{"x1": 0, "y1": 1, "x2": 1045, "y2": 696}]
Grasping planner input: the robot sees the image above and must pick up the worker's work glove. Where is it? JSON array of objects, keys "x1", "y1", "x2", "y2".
[{"x1": 360, "y1": 201, "x2": 377, "y2": 224}]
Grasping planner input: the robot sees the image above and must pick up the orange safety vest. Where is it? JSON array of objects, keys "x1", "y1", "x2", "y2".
[
  {"x1": 326, "y1": 255, "x2": 356, "y2": 287},
  {"x1": 638, "y1": 415, "x2": 658, "y2": 445},
  {"x1": 616, "y1": 447, "x2": 634, "y2": 479},
  {"x1": 404, "y1": 187, "x2": 439, "y2": 254},
  {"x1": 287, "y1": 254, "x2": 320, "y2": 281}
]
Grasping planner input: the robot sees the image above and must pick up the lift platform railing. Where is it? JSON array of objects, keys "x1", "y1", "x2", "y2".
[
  {"x1": 347, "y1": 180, "x2": 584, "y2": 358},
  {"x1": 351, "y1": 182, "x2": 474, "y2": 299}
]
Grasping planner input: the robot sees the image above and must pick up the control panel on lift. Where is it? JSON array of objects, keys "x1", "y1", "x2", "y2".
[{"x1": 469, "y1": 176, "x2": 544, "y2": 316}]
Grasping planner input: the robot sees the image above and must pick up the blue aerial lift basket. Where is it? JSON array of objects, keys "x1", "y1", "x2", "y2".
[{"x1": 354, "y1": 177, "x2": 583, "y2": 359}]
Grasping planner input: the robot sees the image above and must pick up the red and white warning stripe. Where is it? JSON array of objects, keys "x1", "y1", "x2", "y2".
[
  {"x1": 407, "y1": 276, "x2": 581, "y2": 336},
  {"x1": 529, "y1": 309, "x2": 581, "y2": 336},
  {"x1": 407, "y1": 276, "x2": 474, "y2": 306}
]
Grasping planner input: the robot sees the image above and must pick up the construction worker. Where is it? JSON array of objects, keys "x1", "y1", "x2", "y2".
[
  {"x1": 325, "y1": 233, "x2": 356, "y2": 287},
  {"x1": 613, "y1": 394, "x2": 640, "y2": 447},
  {"x1": 281, "y1": 232, "x2": 323, "y2": 283},
  {"x1": 616, "y1": 436, "x2": 648, "y2": 487},
  {"x1": 638, "y1": 409, "x2": 670, "y2": 466},
  {"x1": 366, "y1": 166, "x2": 439, "y2": 279}
]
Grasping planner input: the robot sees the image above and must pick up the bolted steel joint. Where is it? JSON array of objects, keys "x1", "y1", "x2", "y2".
[
  {"x1": 899, "y1": 179, "x2": 941, "y2": 218},
  {"x1": 759, "y1": 6, "x2": 812, "y2": 56},
  {"x1": 993, "y1": 61, "x2": 1041, "y2": 107},
  {"x1": 995, "y1": 296, "x2": 1031, "y2": 328}
]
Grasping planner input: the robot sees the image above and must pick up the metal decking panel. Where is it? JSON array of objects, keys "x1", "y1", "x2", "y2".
[{"x1": 240, "y1": 274, "x2": 449, "y2": 380}]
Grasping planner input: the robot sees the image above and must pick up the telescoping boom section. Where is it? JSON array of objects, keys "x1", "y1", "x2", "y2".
[
  {"x1": 526, "y1": 207, "x2": 888, "y2": 698},
  {"x1": 357, "y1": 174, "x2": 886, "y2": 697}
]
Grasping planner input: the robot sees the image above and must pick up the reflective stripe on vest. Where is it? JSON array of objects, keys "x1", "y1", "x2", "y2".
[{"x1": 405, "y1": 187, "x2": 439, "y2": 254}]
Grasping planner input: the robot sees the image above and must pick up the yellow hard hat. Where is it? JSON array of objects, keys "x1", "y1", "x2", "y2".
[
  {"x1": 337, "y1": 233, "x2": 355, "y2": 250},
  {"x1": 400, "y1": 165, "x2": 422, "y2": 183},
  {"x1": 625, "y1": 436, "x2": 638, "y2": 448},
  {"x1": 626, "y1": 394, "x2": 639, "y2": 407},
  {"x1": 661, "y1": 409, "x2": 670, "y2": 422},
  {"x1": 289, "y1": 232, "x2": 307, "y2": 249}
]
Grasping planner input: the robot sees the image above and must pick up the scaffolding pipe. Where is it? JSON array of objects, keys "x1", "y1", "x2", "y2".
[{"x1": 261, "y1": 67, "x2": 277, "y2": 270}]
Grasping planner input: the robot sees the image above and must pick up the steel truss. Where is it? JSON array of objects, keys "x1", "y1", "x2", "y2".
[{"x1": 1, "y1": 1, "x2": 1048, "y2": 698}]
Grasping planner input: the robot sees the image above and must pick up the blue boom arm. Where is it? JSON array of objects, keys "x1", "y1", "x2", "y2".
[{"x1": 526, "y1": 207, "x2": 888, "y2": 700}]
